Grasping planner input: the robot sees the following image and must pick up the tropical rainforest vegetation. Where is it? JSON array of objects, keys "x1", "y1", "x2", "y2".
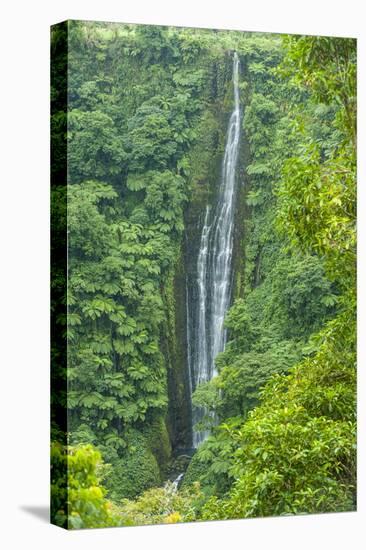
[{"x1": 51, "y1": 21, "x2": 356, "y2": 528}]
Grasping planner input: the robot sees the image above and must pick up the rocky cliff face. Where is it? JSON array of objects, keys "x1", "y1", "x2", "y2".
[{"x1": 165, "y1": 51, "x2": 249, "y2": 453}]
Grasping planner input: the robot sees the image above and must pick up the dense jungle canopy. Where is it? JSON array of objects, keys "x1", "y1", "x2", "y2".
[{"x1": 51, "y1": 21, "x2": 356, "y2": 529}]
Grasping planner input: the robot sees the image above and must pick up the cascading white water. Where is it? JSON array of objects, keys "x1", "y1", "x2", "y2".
[
  {"x1": 196, "y1": 206, "x2": 211, "y2": 387},
  {"x1": 189, "y1": 52, "x2": 241, "y2": 447}
]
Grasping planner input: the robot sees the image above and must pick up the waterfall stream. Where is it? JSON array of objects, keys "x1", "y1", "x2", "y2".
[{"x1": 188, "y1": 52, "x2": 241, "y2": 447}]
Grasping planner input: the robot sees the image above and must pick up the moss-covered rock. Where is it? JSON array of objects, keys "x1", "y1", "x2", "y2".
[
  {"x1": 180, "y1": 451, "x2": 208, "y2": 489},
  {"x1": 106, "y1": 431, "x2": 161, "y2": 501},
  {"x1": 144, "y1": 415, "x2": 172, "y2": 475}
]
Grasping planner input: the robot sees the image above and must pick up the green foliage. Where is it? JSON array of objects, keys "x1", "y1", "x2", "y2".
[
  {"x1": 143, "y1": 416, "x2": 172, "y2": 474},
  {"x1": 201, "y1": 306, "x2": 356, "y2": 519},
  {"x1": 51, "y1": 21, "x2": 356, "y2": 526},
  {"x1": 64, "y1": 19, "x2": 229, "y2": 507},
  {"x1": 276, "y1": 36, "x2": 356, "y2": 286},
  {"x1": 244, "y1": 93, "x2": 279, "y2": 153},
  {"x1": 280, "y1": 36, "x2": 356, "y2": 144},
  {"x1": 191, "y1": 31, "x2": 353, "y2": 428},
  {"x1": 183, "y1": 420, "x2": 242, "y2": 496},
  {"x1": 114, "y1": 482, "x2": 203, "y2": 526},
  {"x1": 126, "y1": 102, "x2": 178, "y2": 171},
  {"x1": 66, "y1": 170, "x2": 184, "y2": 468},
  {"x1": 181, "y1": 451, "x2": 211, "y2": 489},
  {"x1": 133, "y1": 25, "x2": 179, "y2": 65},
  {"x1": 105, "y1": 431, "x2": 161, "y2": 501},
  {"x1": 216, "y1": 340, "x2": 301, "y2": 417},
  {"x1": 190, "y1": 32, "x2": 356, "y2": 522},
  {"x1": 51, "y1": 443, "x2": 120, "y2": 529},
  {"x1": 68, "y1": 110, "x2": 127, "y2": 182},
  {"x1": 263, "y1": 255, "x2": 338, "y2": 337},
  {"x1": 278, "y1": 147, "x2": 356, "y2": 284},
  {"x1": 194, "y1": 250, "x2": 336, "y2": 422}
]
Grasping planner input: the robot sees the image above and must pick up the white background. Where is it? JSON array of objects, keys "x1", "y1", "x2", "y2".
[{"x1": 1, "y1": 0, "x2": 365, "y2": 548}]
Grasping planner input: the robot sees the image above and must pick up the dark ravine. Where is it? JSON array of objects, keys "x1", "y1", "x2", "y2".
[
  {"x1": 158, "y1": 55, "x2": 253, "y2": 492},
  {"x1": 189, "y1": 52, "x2": 242, "y2": 447},
  {"x1": 166, "y1": 52, "x2": 248, "y2": 455},
  {"x1": 166, "y1": 53, "x2": 235, "y2": 454}
]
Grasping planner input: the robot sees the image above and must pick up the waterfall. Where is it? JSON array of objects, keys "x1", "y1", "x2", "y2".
[{"x1": 188, "y1": 52, "x2": 241, "y2": 447}]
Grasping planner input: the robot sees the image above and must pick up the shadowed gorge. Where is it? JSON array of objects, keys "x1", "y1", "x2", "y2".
[{"x1": 188, "y1": 52, "x2": 241, "y2": 446}]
